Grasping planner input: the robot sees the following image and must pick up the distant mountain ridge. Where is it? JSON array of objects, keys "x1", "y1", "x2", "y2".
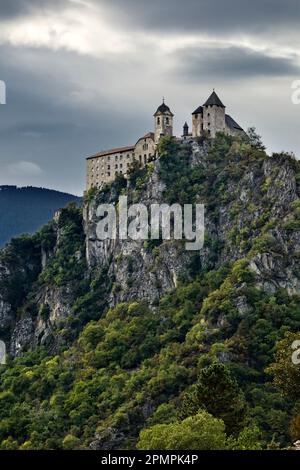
[{"x1": 0, "y1": 185, "x2": 81, "y2": 247}]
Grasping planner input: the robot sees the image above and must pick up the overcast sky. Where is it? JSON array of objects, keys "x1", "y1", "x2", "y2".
[{"x1": 0, "y1": 0, "x2": 299, "y2": 195}]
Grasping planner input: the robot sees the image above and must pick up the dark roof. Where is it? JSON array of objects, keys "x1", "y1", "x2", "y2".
[
  {"x1": 183, "y1": 122, "x2": 189, "y2": 128},
  {"x1": 87, "y1": 145, "x2": 134, "y2": 160},
  {"x1": 203, "y1": 91, "x2": 225, "y2": 108},
  {"x1": 192, "y1": 105, "x2": 203, "y2": 115},
  {"x1": 154, "y1": 102, "x2": 174, "y2": 116},
  {"x1": 225, "y1": 114, "x2": 244, "y2": 131},
  {"x1": 136, "y1": 132, "x2": 155, "y2": 144}
]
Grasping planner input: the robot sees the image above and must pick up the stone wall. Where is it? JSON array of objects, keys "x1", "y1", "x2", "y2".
[
  {"x1": 192, "y1": 113, "x2": 204, "y2": 138},
  {"x1": 203, "y1": 105, "x2": 226, "y2": 138},
  {"x1": 87, "y1": 149, "x2": 135, "y2": 190},
  {"x1": 87, "y1": 136, "x2": 156, "y2": 191},
  {"x1": 134, "y1": 136, "x2": 156, "y2": 167}
]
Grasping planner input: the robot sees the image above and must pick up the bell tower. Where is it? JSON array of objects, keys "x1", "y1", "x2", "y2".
[{"x1": 154, "y1": 99, "x2": 174, "y2": 144}]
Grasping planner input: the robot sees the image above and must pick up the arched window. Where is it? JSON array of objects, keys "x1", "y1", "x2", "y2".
[{"x1": 157, "y1": 117, "x2": 160, "y2": 125}]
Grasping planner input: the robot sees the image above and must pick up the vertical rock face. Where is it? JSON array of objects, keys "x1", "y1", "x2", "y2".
[
  {"x1": 84, "y1": 143, "x2": 300, "y2": 312},
  {"x1": 84, "y1": 161, "x2": 193, "y2": 308},
  {"x1": 0, "y1": 208, "x2": 83, "y2": 357},
  {"x1": 1, "y1": 139, "x2": 300, "y2": 359},
  {"x1": 0, "y1": 263, "x2": 13, "y2": 331}
]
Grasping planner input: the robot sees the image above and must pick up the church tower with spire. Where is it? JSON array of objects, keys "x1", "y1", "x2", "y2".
[{"x1": 154, "y1": 100, "x2": 174, "y2": 144}]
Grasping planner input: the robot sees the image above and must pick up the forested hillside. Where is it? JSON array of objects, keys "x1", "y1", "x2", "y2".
[
  {"x1": 0, "y1": 133, "x2": 299, "y2": 450},
  {"x1": 0, "y1": 186, "x2": 81, "y2": 247}
]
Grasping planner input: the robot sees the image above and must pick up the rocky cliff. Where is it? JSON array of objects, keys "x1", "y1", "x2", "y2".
[
  {"x1": 0, "y1": 133, "x2": 299, "y2": 449},
  {"x1": 1, "y1": 135, "x2": 299, "y2": 356}
]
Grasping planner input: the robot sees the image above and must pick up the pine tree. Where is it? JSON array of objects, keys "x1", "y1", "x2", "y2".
[{"x1": 179, "y1": 363, "x2": 248, "y2": 435}]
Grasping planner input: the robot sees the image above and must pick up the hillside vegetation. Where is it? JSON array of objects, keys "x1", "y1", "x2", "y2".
[{"x1": 0, "y1": 133, "x2": 299, "y2": 450}]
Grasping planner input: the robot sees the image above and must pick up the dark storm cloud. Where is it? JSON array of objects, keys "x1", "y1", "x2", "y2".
[
  {"x1": 0, "y1": 0, "x2": 299, "y2": 194},
  {"x1": 0, "y1": 45, "x2": 150, "y2": 193},
  {"x1": 100, "y1": 0, "x2": 300, "y2": 35},
  {"x1": 0, "y1": 0, "x2": 69, "y2": 19},
  {"x1": 175, "y1": 47, "x2": 300, "y2": 82}
]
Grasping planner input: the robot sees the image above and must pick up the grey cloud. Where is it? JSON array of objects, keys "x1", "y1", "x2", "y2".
[
  {"x1": 0, "y1": 45, "x2": 152, "y2": 194},
  {"x1": 99, "y1": 0, "x2": 300, "y2": 35},
  {"x1": 174, "y1": 47, "x2": 300, "y2": 82},
  {"x1": 0, "y1": 0, "x2": 70, "y2": 19},
  {"x1": 0, "y1": 1, "x2": 299, "y2": 195}
]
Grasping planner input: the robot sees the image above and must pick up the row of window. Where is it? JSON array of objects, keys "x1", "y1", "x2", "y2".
[
  {"x1": 89, "y1": 154, "x2": 153, "y2": 183},
  {"x1": 94, "y1": 153, "x2": 134, "y2": 163},
  {"x1": 90, "y1": 153, "x2": 152, "y2": 170}
]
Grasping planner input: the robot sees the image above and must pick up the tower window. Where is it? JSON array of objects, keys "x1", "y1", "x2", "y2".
[
  {"x1": 195, "y1": 114, "x2": 198, "y2": 119},
  {"x1": 157, "y1": 117, "x2": 160, "y2": 125},
  {"x1": 166, "y1": 117, "x2": 169, "y2": 125}
]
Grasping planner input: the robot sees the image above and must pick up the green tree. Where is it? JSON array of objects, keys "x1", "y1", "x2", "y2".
[
  {"x1": 62, "y1": 434, "x2": 80, "y2": 450},
  {"x1": 247, "y1": 127, "x2": 266, "y2": 151},
  {"x1": 226, "y1": 426, "x2": 263, "y2": 450},
  {"x1": 179, "y1": 363, "x2": 247, "y2": 435},
  {"x1": 266, "y1": 332, "x2": 300, "y2": 400},
  {"x1": 137, "y1": 411, "x2": 226, "y2": 450}
]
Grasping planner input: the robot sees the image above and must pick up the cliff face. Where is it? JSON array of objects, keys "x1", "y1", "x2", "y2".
[
  {"x1": 85, "y1": 141, "x2": 300, "y2": 309},
  {"x1": 84, "y1": 162, "x2": 192, "y2": 308},
  {"x1": 0, "y1": 136, "x2": 299, "y2": 358},
  {"x1": 0, "y1": 206, "x2": 85, "y2": 356}
]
